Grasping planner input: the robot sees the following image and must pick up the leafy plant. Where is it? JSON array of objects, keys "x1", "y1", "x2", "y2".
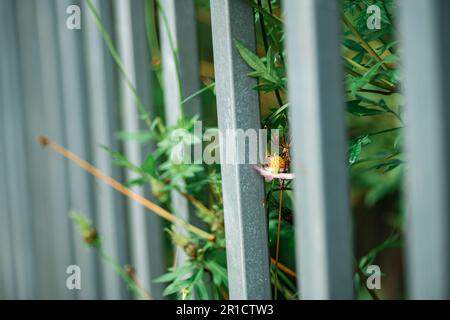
[{"x1": 72, "y1": 0, "x2": 404, "y2": 300}]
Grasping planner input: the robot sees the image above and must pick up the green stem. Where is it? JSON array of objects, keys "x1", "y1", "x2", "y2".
[
  {"x1": 343, "y1": 14, "x2": 389, "y2": 72},
  {"x1": 145, "y1": 0, "x2": 165, "y2": 91},
  {"x1": 356, "y1": 264, "x2": 381, "y2": 300},
  {"x1": 368, "y1": 126, "x2": 403, "y2": 138},
  {"x1": 257, "y1": 0, "x2": 284, "y2": 108},
  {"x1": 155, "y1": 0, "x2": 185, "y2": 118},
  {"x1": 86, "y1": 0, "x2": 152, "y2": 129},
  {"x1": 181, "y1": 82, "x2": 216, "y2": 105},
  {"x1": 97, "y1": 247, "x2": 147, "y2": 300}
]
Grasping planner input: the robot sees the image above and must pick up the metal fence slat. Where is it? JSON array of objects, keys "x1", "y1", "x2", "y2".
[
  {"x1": 55, "y1": 0, "x2": 100, "y2": 299},
  {"x1": 83, "y1": 0, "x2": 128, "y2": 299},
  {"x1": 0, "y1": 132, "x2": 15, "y2": 299},
  {"x1": 35, "y1": 0, "x2": 77, "y2": 299},
  {"x1": 398, "y1": 0, "x2": 450, "y2": 299},
  {"x1": 210, "y1": 0, "x2": 271, "y2": 299},
  {"x1": 131, "y1": 0, "x2": 166, "y2": 298},
  {"x1": 15, "y1": 0, "x2": 56, "y2": 299},
  {"x1": 0, "y1": 1, "x2": 17, "y2": 298},
  {"x1": 0, "y1": 0, "x2": 36, "y2": 299},
  {"x1": 284, "y1": 0, "x2": 354, "y2": 299},
  {"x1": 158, "y1": 0, "x2": 202, "y2": 266},
  {"x1": 114, "y1": 0, "x2": 165, "y2": 298}
]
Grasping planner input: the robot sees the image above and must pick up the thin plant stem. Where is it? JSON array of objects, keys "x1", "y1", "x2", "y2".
[
  {"x1": 155, "y1": 0, "x2": 185, "y2": 117},
  {"x1": 124, "y1": 265, "x2": 153, "y2": 300},
  {"x1": 257, "y1": 0, "x2": 284, "y2": 107},
  {"x1": 273, "y1": 180, "x2": 284, "y2": 300},
  {"x1": 144, "y1": 0, "x2": 165, "y2": 91},
  {"x1": 97, "y1": 248, "x2": 147, "y2": 299},
  {"x1": 38, "y1": 136, "x2": 214, "y2": 241},
  {"x1": 181, "y1": 82, "x2": 216, "y2": 105},
  {"x1": 343, "y1": 14, "x2": 389, "y2": 72},
  {"x1": 356, "y1": 264, "x2": 381, "y2": 300},
  {"x1": 86, "y1": 0, "x2": 152, "y2": 129}
]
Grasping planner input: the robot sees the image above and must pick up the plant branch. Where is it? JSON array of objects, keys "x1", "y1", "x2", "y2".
[
  {"x1": 356, "y1": 265, "x2": 381, "y2": 300},
  {"x1": 38, "y1": 136, "x2": 215, "y2": 242}
]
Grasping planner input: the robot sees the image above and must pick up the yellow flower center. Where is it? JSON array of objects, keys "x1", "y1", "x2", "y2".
[{"x1": 268, "y1": 155, "x2": 286, "y2": 174}]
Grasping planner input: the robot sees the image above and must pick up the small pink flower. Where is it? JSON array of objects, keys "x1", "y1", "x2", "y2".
[{"x1": 253, "y1": 165, "x2": 295, "y2": 182}]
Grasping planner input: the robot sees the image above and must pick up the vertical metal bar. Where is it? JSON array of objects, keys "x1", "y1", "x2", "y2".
[
  {"x1": 158, "y1": 0, "x2": 201, "y2": 264},
  {"x1": 55, "y1": 0, "x2": 100, "y2": 299},
  {"x1": 0, "y1": 138, "x2": 15, "y2": 299},
  {"x1": 35, "y1": 0, "x2": 76, "y2": 299},
  {"x1": 0, "y1": 0, "x2": 36, "y2": 299},
  {"x1": 15, "y1": 0, "x2": 54, "y2": 299},
  {"x1": 398, "y1": 0, "x2": 450, "y2": 299},
  {"x1": 210, "y1": 0, "x2": 271, "y2": 299},
  {"x1": 113, "y1": 0, "x2": 165, "y2": 298},
  {"x1": 0, "y1": 20, "x2": 16, "y2": 297},
  {"x1": 131, "y1": 0, "x2": 166, "y2": 298},
  {"x1": 158, "y1": 0, "x2": 201, "y2": 122},
  {"x1": 83, "y1": 0, "x2": 128, "y2": 299},
  {"x1": 15, "y1": 0, "x2": 76, "y2": 299},
  {"x1": 284, "y1": 0, "x2": 354, "y2": 299}
]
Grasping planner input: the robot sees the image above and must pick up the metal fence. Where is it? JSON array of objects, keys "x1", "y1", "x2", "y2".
[{"x1": 0, "y1": 0, "x2": 449, "y2": 300}]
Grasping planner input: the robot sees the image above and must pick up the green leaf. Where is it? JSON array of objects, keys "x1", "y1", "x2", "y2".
[
  {"x1": 153, "y1": 271, "x2": 178, "y2": 284},
  {"x1": 359, "y1": 235, "x2": 402, "y2": 269},
  {"x1": 100, "y1": 145, "x2": 139, "y2": 172},
  {"x1": 194, "y1": 279, "x2": 209, "y2": 300},
  {"x1": 234, "y1": 39, "x2": 280, "y2": 84},
  {"x1": 115, "y1": 131, "x2": 155, "y2": 143},
  {"x1": 163, "y1": 278, "x2": 193, "y2": 296},
  {"x1": 349, "y1": 135, "x2": 371, "y2": 165},
  {"x1": 347, "y1": 100, "x2": 385, "y2": 117},
  {"x1": 125, "y1": 178, "x2": 146, "y2": 188},
  {"x1": 141, "y1": 154, "x2": 157, "y2": 177},
  {"x1": 370, "y1": 159, "x2": 404, "y2": 173},
  {"x1": 207, "y1": 261, "x2": 228, "y2": 288}
]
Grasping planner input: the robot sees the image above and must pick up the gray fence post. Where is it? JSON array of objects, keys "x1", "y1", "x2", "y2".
[
  {"x1": 0, "y1": 0, "x2": 36, "y2": 299},
  {"x1": 158, "y1": 0, "x2": 201, "y2": 265},
  {"x1": 0, "y1": 1, "x2": 18, "y2": 298},
  {"x1": 131, "y1": 0, "x2": 166, "y2": 298},
  {"x1": 0, "y1": 131, "x2": 15, "y2": 299},
  {"x1": 114, "y1": 0, "x2": 165, "y2": 298},
  {"x1": 83, "y1": 0, "x2": 128, "y2": 299},
  {"x1": 16, "y1": 0, "x2": 77, "y2": 299},
  {"x1": 398, "y1": 0, "x2": 450, "y2": 299},
  {"x1": 210, "y1": 0, "x2": 271, "y2": 299},
  {"x1": 55, "y1": 0, "x2": 100, "y2": 299},
  {"x1": 284, "y1": 0, "x2": 354, "y2": 299}
]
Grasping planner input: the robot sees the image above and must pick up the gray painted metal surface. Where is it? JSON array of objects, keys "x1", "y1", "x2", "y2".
[
  {"x1": 398, "y1": 0, "x2": 450, "y2": 299},
  {"x1": 35, "y1": 0, "x2": 76, "y2": 299},
  {"x1": 55, "y1": 0, "x2": 100, "y2": 299},
  {"x1": 284, "y1": 0, "x2": 354, "y2": 299},
  {"x1": 210, "y1": 0, "x2": 271, "y2": 300},
  {"x1": 0, "y1": 1, "x2": 18, "y2": 300},
  {"x1": 0, "y1": 0, "x2": 36, "y2": 299},
  {"x1": 15, "y1": 0, "x2": 55, "y2": 299},
  {"x1": 130, "y1": 0, "x2": 166, "y2": 298},
  {"x1": 83, "y1": 0, "x2": 128, "y2": 299},
  {"x1": 158, "y1": 0, "x2": 201, "y2": 265},
  {"x1": 114, "y1": 0, "x2": 164, "y2": 298}
]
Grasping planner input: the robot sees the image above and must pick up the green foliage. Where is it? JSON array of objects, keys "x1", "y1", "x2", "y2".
[
  {"x1": 81, "y1": 0, "x2": 405, "y2": 301},
  {"x1": 70, "y1": 212, "x2": 148, "y2": 299}
]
